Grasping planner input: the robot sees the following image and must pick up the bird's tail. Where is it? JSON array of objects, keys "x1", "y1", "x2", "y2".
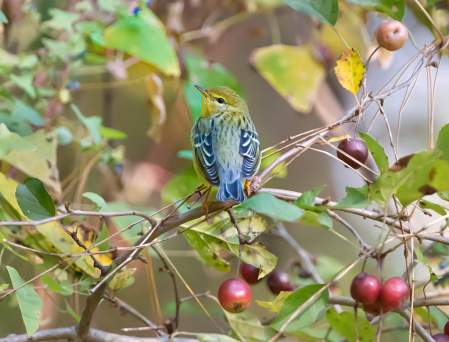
[{"x1": 216, "y1": 179, "x2": 247, "y2": 203}]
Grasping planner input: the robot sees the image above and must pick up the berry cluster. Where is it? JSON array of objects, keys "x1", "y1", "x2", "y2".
[
  {"x1": 218, "y1": 264, "x2": 295, "y2": 313},
  {"x1": 350, "y1": 273, "x2": 409, "y2": 316}
]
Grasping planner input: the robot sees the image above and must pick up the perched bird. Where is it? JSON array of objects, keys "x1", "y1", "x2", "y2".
[{"x1": 191, "y1": 85, "x2": 261, "y2": 203}]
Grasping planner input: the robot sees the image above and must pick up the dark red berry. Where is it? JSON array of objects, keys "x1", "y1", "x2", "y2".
[
  {"x1": 218, "y1": 278, "x2": 251, "y2": 313},
  {"x1": 350, "y1": 273, "x2": 380, "y2": 305},
  {"x1": 337, "y1": 139, "x2": 369, "y2": 169},
  {"x1": 379, "y1": 277, "x2": 409, "y2": 308},
  {"x1": 444, "y1": 321, "x2": 449, "y2": 335},
  {"x1": 240, "y1": 263, "x2": 261, "y2": 285},
  {"x1": 432, "y1": 334, "x2": 449, "y2": 342},
  {"x1": 362, "y1": 295, "x2": 390, "y2": 316},
  {"x1": 267, "y1": 270, "x2": 291, "y2": 295}
]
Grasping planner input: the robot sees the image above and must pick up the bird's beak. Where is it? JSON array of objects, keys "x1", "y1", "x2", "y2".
[{"x1": 195, "y1": 85, "x2": 209, "y2": 97}]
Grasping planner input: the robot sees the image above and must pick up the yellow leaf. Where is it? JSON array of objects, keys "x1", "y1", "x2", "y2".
[
  {"x1": 250, "y1": 44, "x2": 325, "y2": 114},
  {"x1": 256, "y1": 291, "x2": 292, "y2": 312},
  {"x1": 0, "y1": 172, "x2": 24, "y2": 216},
  {"x1": 109, "y1": 268, "x2": 136, "y2": 291},
  {"x1": 334, "y1": 48, "x2": 365, "y2": 95},
  {"x1": 328, "y1": 134, "x2": 351, "y2": 143}
]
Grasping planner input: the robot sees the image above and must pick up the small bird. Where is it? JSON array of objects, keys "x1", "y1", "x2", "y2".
[{"x1": 191, "y1": 85, "x2": 261, "y2": 203}]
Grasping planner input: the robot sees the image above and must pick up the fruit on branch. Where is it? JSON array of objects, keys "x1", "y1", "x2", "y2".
[
  {"x1": 376, "y1": 21, "x2": 408, "y2": 51},
  {"x1": 444, "y1": 321, "x2": 449, "y2": 335},
  {"x1": 432, "y1": 334, "x2": 449, "y2": 342},
  {"x1": 267, "y1": 270, "x2": 291, "y2": 294},
  {"x1": 350, "y1": 273, "x2": 380, "y2": 305},
  {"x1": 218, "y1": 278, "x2": 252, "y2": 313},
  {"x1": 379, "y1": 277, "x2": 409, "y2": 308},
  {"x1": 362, "y1": 295, "x2": 390, "y2": 316},
  {"x1": 337, "y1": 139, "x2": 369, "y2": 169},
  {"x1": 240, "y1": 263, "x2": 261, "y2": 285}
]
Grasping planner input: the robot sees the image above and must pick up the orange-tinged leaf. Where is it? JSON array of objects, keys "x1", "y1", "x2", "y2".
[{"x1": 334, "y1": 48, "x2": 365, "y2": 95}]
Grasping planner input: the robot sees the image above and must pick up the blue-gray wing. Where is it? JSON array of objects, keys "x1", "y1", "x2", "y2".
[
  {"x1": 239, "y1": 129, "x2": 261, "y2": 180},
  {"x1": 192, "y1": 121, "x2": 220, "y2": 186}
]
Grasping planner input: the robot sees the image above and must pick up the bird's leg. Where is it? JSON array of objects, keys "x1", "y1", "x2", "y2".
[{"x1": 202, "y1": 186, "x2": 212, "y2": 221}]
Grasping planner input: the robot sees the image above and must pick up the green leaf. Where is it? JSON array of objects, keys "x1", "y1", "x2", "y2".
[
  {"x1": 240, "y1": 193, "x2": 304, "y2": 222},
  {"x1": 0, "y1": 123, "x2": 36, "y2": 159},
  {"x1": 184, "y1": 55, "x2": 243, "y2": 121},
  {"x1": 419, "y1": 200, "x2": 447, "y2": 216},
  {"x1": 42, "y1": 9, "x2": 79, "y2": 33},
  {"x1": 439, "y1": 191, "x2": 449, "y2": 202},
  {"x1": 326, "y1": 308, "x2": 376, "y2": 342},
  {"x1": 4, "y1": 130, "x2": 60, "y2": 193},
  {"x1": 283, "y1": 0, "x2": 339, "y2": 25},
  {"x1": 71, "y1": 104, "x2": 102, "y2": 144},
  {"x1": 0, "y1": 232, "x2": 28, "y2": 261},
  {"x1": 315, "y1": 255, "x2": 345, "y2": 282},
  {"x1": 370, "y1": 150, "x2": 449, "y2": 207},
  {"x1": 99, "y1": 126, "x2": 127, "y2": 140},
  {"x1": 161, "y1": 167, "x2": 200, "y2": 208},
  {"x1": 414, "y1": 307, "x2": 439, "y2": 327},
  {"x1": 270, "y1": 284, "x2": 329, "y2": 332},
  {"x1": 436, "y1": 123, "x2": 449, "y2": 161},
  {"x1": 65, "y1": 301, "x2": 81, "y2": 322},
  {"x1": 97, "y1": 10, "x2": 179, "y2": 76},
  {"x1": 177, "y1": 150, "x2": 194, "y2": 160},
  {"x1": 415, "y1": 246, "x2": 441, "y2": 281},
  {"x1": 56, "y1": 127, "x2": 73, "y2": 145},
  {"x1": 0, "y1": 10, "x2": 8, "y2": 23},
  {"x1": 250, "y1": 45, "x2": 325, "y2": 113},
  {"x1": 83, "y1": 192, "x2": 109, "y2": 212},
  {"x1": 10, "y1": 74, "x2": 36, "y2": 99},
  {"x1": 6, "y1": 266, "x2": 43, "y2": 336},
  {"x1": 359, "y1": 131, "x2": 389, "y2": 174},
  {"x1": 347, "y1": 0, "x2": 406, "y2": 21},
  {"x1": 109, "y1": 268, "x2": 136, "y2": 291},
  {"x1": 40, "y1": 274, "x2": 62, "y2": 293},
  {"x1": 333, "y1": 187, "x2": 372, "y2": 209},
  {"x1": 1, "y1": 284, "x2": 9, "y2": 290},
  {"x1": 294, "y1": 185, "x2": 325, "y2": 207},
  {"x1": 256, "y1": 291, "x2": 292, "y2": 312},
  {"x1": 60, "y1": 280, "x2": 74, "y2": 296},
  {"x1": 11, "y1": 100, "x2": 44, "y2": 126},
  {"x1": 93, "y1": 223, "x2": 110, "y2": 251},
  {"x1": 16, "y1": 178, "x2": 55, "y2": 221},
  {"x1": 299, "y1": 210, "x2": 333, "y2": 229}
]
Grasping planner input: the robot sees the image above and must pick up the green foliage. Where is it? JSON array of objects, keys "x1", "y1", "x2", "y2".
[
  {"x1": 16, "y1": 178, "x2": 55, "y2": 220},
  {"x1": 184, "y1": 55, "x2": 244, "y2": 121},
  {"x1": 369, "y1": 150, "x2": 449, "y2": 207},
  {"x1": 283, "y1": 0, "x2": 339, "y2": 25},
  {"x1": 0, "y1": 123, "x2": 36, "y2": 159},
  {"x1": 161, "y1": 167, "x2": 200, "y2": 209},
  {"x1": 419, "y1": 199, "x2": 447, "y2": 216},
  {"x1": 326, "y1": 308, "x2": 376, "y2": 342},
  {"x1": 6, "y1": 266, "x2": 43, "y2": 336},
  {"x1": 109, "y1": 268, "x2": 136, "y2": 291},
  {"x1": 256, "y1": 291, "x2": 292, "y2": 312},
  {"x1": 270, "y1": 284, "x2": 329, "y2": 332},
  {"x1": 436, "y1": 123, "x2": 449, "y2": 161},
  {"x1": 71, "y1": 104, "x2": 102, "y2": 145},
  {"x1": 359, "y1": 131, "x2": 389, "y2": 173},
  {"x1": 40, "y1": 273, "x2": 62, "y2": 293},
  {"x1": 415, "y1": 246, "x2": 440, "y2": 281},
  {"x1": 347, "y1": 0, "x2": 406, "y2": 21},
  {"x1": 240, "y1": 192, "x2": 304, "y2": 221},
  {"x1": 0, "y1": 10, "x2": 8, "y2": 23},
  {"x1": 94, "y1": 223, "x2": 110, "y2": 251}
]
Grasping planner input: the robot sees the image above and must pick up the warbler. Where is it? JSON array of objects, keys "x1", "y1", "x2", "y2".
[{"x1": 191, "y1": 85, "x2": 261, "y2": 203}]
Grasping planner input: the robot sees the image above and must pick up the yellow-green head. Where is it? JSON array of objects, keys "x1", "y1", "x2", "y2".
[{"x1": 195, "y1": 85, "x2": 248, "y2": 118}]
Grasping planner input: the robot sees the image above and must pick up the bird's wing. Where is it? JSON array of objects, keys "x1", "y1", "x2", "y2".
[
  {"x1": 192, "y1": 120, "x2": 220, "y2": 186},
  {"x1": 239, "y1": 127, "x2": 261, "y2": 180}
]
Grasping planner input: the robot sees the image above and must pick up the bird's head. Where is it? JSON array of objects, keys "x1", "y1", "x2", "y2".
[{"x1": 195, "y1": 85, "x2": 248, "y2": 118}]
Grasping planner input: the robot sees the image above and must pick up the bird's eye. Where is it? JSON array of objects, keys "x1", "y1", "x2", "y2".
[{"x1": 217, "y1": 98, "x2": 225, "y2": 104}]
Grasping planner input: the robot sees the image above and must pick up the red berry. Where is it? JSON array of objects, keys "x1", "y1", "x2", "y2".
[
  {"x1": 362, "y1": 295, "x2": 390, "y2": 316},
  {"x1": 337, "y1": 139, "x2": 369, "y2": 169},
  {"x1": 240, "y1": 263, "x2": 261, "y2": 285},
  {"x1": 376, "y1": 21, "x2": 408, "y2": 51},
  {"x1": 218, "y1": 278, "x2": 251, "y2": 313},
  {"x1": 267, "y1": 270, "x2": 291, "y2": 295},
  {"x1": 444, "y1": 321, "x2": 449, "y2": 335},
  {"x1": 432, "y1": 334, "x2": 449, "y2": 342},
  {"x1": 350, "y1": 273, "x2": 380, "y2": 305},
  {"x1": 379, "y1": 277, "x2": 409, "y2": 308}
]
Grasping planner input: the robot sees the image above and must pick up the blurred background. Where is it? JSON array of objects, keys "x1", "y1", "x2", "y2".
[{"x1": 0, "y1": 0, "x2": 449, "y2": 340}]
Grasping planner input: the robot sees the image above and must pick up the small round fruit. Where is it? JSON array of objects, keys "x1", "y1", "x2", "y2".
[
  {"x1": 218, "y1": 278, "x2": 252, "y2": 313},
  {"x1": 362, "y1": 296, "x2": 390, "y2": 316},
  {"x1": 350, "y1": 273, "x2": 380, "y2": 305},
  {"x1": 337, "y1": 139, "x2": 369, "y2": 169},
  {"x1": 379, "y1": 277, "x2": 409, "y2": 308},
  {"x1": 432, "y1": 334, "x2": 449, "y2": 342},
  {"x1": 267, "y1": 270, "x2": 291, "y2": 295},
  {"x1": 240, "y1": 263, "x2": 261, "y2": 285},
  {"x1": 444, "y1": 321, "x2": 449, "y2": 335},
  {"x1": 376, "y1": 21, "x2": 408, "y2": 51}
]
